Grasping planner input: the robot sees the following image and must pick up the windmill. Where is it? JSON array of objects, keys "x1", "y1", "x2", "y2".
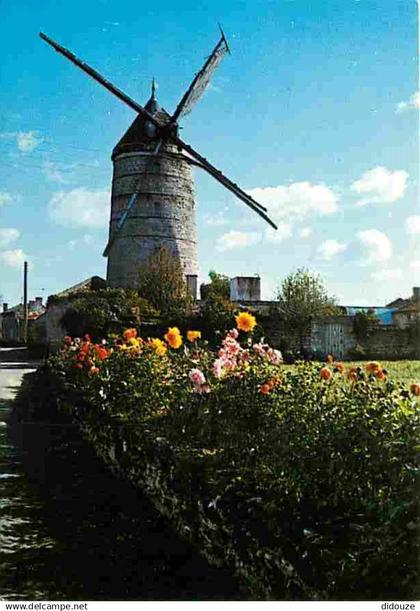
[{"x1": 40, "y1": 29, "x2": 277, "y2": 290}]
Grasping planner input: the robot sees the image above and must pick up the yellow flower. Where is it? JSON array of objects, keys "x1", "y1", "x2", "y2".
[
  {"x1": 148, "y1": 338, "x2": 167, "y2": 356},
  {"x1": 187, "y1": 330, "x2": 201, "y2": 342},
  {"x1": 164, "y1": 327, "x2": 183, "y2": 349},
  {"x1": 235, "y1": 312, "x2": 257, "y2": 333},
  {"x1": 128, "y1": 337, "x2": 140, "y2": 347}
]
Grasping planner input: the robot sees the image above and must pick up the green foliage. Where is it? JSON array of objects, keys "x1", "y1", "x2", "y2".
[
  {"x1": 45, "y1": 327, "x2": 419, "y2": 600},
  {"x1": 348, "y1": 343, "x2": 367, "y2": 360},
  {"x1": 200, "y1": 270, "x2": 230, "y2": 300},
  {"x1": 276, "y1": 268, "x2": 340, "y2": 349},
  {"x1": 352, "y1": 310, "x2": 380, "y2": 341},
  {"x1": 199, "y1": 271, "x2": 236, "y2": 342},
  {"x1": 60, "y1": 289, "x2": 155, "y2": 340},
  {"x1": 138, "y1": 246, "x2": 193, "y2": 323}
]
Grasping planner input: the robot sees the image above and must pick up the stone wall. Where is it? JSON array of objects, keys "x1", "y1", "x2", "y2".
[{"x1": 107, "y1": 148, "x2": 198, "y2": 288}]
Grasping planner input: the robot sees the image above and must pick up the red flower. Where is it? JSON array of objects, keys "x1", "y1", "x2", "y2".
[
  {"x1": 320, "y1": 367, "x2": 332, "y2": 381},
  {"x1": 95, "y1": 346, "x2": 108, "y2": 360},
  {"x1": 260, "y1": 384, "x2": 271, "y2": 395}
]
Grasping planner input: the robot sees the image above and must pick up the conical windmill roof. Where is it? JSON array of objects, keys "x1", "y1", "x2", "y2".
[{"x1": 112, "y1": 93, "x2": 171, "y2": 158}]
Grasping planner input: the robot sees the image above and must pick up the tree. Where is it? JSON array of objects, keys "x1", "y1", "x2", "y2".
[
  {"x1": 199, "y1": 270, "x2": 235, "y2": 342},
  {"x1": 138, "y1": 246, "x2": 193, "y2": 323},
  {"x1": 276, "y1": 268, "x2": 340, "y2": 351},
  {"x1": 200, "y1": 270, "x2": 230, "y2": 300},
  {"x1": 353, "y1": 309, "x2": 379, "y2": 341}
]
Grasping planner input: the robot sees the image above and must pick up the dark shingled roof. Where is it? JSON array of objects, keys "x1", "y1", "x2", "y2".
[{"x1": 112, "y1": 94, "x2": 171, "y2": 158}]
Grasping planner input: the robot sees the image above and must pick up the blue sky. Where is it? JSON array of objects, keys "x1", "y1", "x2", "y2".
[{"x1": 0, "y1": 0, "x2": 418, "y2": 306}]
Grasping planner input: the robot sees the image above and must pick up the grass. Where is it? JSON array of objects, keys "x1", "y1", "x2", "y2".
[
  {"x1": 346, "y1": 360, "x2": 420, "y2": 385},
  {"x1": 285, "y1": 361, "x2": 420, "y2": 386}
]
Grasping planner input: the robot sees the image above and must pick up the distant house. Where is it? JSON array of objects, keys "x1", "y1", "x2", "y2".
[
  {"x1": 31, "y1": 276, "x2": 106, "y2": 352},
  {"x1": 0, "y1": 297, "x2": 45, "y2": 344},
  {"x1": 310, "y1": 287, "x2": 420, "y2": 360}
]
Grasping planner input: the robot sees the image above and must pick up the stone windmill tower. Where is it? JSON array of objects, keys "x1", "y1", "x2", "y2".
[{"x1": 40, "y1": 31, "x2": 277, "y2": 290}]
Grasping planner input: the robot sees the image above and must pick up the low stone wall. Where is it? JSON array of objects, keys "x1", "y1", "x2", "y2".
[
  {"x1": 69, "y1": 411, "x2": 320, "y2": 601},
  {"x1": 363, "y1": 326, "x2": 419, "y2": 359}
]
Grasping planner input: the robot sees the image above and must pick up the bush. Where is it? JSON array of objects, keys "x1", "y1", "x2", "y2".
[
  {"x1": 44, "y1": 319, "x2": 419, "y2": 600},
  {"x1": 59, "y1": 289, "x2": 157, "y2": 341}
]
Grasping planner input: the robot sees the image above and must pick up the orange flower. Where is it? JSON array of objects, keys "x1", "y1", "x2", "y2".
[
  {"x1": 235, "y1": 312, "x2": 257, "y2": 333},
  {"x1": 187, "y1": 330, "x2": 201, "y2": 342},
  {"x1": 376, "y1": 369, "x2": 386, "y2": 380},
  {"x1": 123, "y1": 328, "x2": 137, "y2": 342},
  {"x1": 267, "y1": 376, "x2": 281, "y2": 389},
  {"x1": 347, "y1": 367, "x2": 358, "y2": 382},
  {"x1": 89, "y1": 366, "x2": 100, "y2": 376},
  {"x1": 410, "y1": 383, "x2": 420, "y2": 396},
  {"x1": 164, "y1": 327, "x2": 183, "y2": 349},
  {"x1": 335, "y1": 362, "x2": 345, "y2": 373},
  {"x1": 326, "y1": 354, "x2": 334, "y2": 364},
  {"x1": 366, "y1": 361, "x2": 381, "y2": 374},
  {"x1": 260, "y1": 383, "x2": 271, "y2": 395},
  {"x1": 320, "y1": 367, "x2": 332, "y2": 381}
]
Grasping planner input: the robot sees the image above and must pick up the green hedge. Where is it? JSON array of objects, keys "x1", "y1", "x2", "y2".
[{"x1": 42, "y1": 327, "x2": 419, "y2": 600}]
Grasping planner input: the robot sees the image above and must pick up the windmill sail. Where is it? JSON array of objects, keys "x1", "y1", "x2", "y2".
[
  {"x1": 39, "y1": 33, "x2": 164, "y2": 130},
  {"x1": 171, "y1": 33, "x2": 229, "y2": 123}
]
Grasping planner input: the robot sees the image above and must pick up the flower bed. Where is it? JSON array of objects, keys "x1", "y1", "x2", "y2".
[{"x1": 44, "y1": 315, "x2": 419, "y2": 600}]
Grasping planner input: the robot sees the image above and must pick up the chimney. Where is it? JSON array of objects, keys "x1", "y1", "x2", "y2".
[
  {"x1": 413, "y1": 287, "x2": 420, "y2": 301},
  {"x1": 35, "y1": 297, "x2": 43, "y2": 307},
  {"x1": 230, "y1": 276, "x2": 261, "y2": 301},
  {"x1": 2, "y1": 303, "x2": 8, "y2": 313},
  {"x1": 186, "y1": 274, "x2": 198, "y2": 300}
]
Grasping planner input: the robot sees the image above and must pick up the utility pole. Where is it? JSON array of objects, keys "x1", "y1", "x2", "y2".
[{"x1": 23, "y1": 260, "x2": 28, "y2": 344}]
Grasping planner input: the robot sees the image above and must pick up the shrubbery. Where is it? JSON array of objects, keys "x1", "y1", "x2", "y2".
[{"x1": 44, "y1": 315, "x2": 419, "y2": 600}]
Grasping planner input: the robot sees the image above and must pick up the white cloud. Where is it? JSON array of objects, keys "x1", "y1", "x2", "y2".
[
  {"x1": 357, "y1": 229, "x2": 392, "y2": 263},
  {"x1": 371, "y1": 268, "x2": 403, "y2": 282},
  {"x1": 299, "y1": 227, "x2": 313, "y2": 239},
  {"x1": 16, "y1": 131, "x2": 43, "y2": 152},
  {"x1": 43, "y1": 160, "x2": 67, "y2": 184},
  {"x1": 48, "y1": 188, "x2": 110, "y2": 228},
  {"x1": 0, "y1": 249, "x2": 28, "y2": 268},
  {"x1": 318, "y1": 239, "x2": 347, "y2": 260},
  {"x1": 0, "y1": 228, "x2": 19, "y2": 247},
  {"x1": 396, "y1": 91, "x2": 420, "y2": 113},
  {"x1": 247, "y1": 181, "x2": 338, "y2": 223},
  {"x1": 405, "y1": 215, "x2": 420, "y2": 235},
  {"x1": 67, "y1": 234, "x2": 94, "y2": 250},
  {"x1": 351, "y1": 166, "x2": 408, "y2": 206},
  {"x1": 264, "y1": 222, "x2": 292, "y2": 243},
  {"x1": 0, "y1": 192, "x2": 12, "y2": 207},
  {"x1": 216, "y1": 230, "x2": 260, "y2": 252},
  {"x1": 204, "y1": 208, "x2": 230, "y2": 227}
]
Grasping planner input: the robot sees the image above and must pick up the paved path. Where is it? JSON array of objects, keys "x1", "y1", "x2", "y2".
[
  {"x1": 0, "y1": 347, "x2": 39, "y2": 400},
  {"x1": 0, "y1": 347, "x2": 241, "y2": 601}
]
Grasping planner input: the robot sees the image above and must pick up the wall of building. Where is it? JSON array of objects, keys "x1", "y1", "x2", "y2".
[{"x1": 107, "y1": 148, "x2": 198, "y2": 289}]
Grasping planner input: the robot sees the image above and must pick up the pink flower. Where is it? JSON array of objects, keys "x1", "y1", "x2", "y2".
[
  {"x1": 267, "y1": 349, "x2": 283, "y2": 365},
  {"x1": 228, "y1": 328, "x2": 239, "y2": 339},
  {"x1": 221, "y1": 336, "x2": 241, "y2": 356},
  {"x1": 188, "y1": 368, "x2": 206, "y2": 386}
]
